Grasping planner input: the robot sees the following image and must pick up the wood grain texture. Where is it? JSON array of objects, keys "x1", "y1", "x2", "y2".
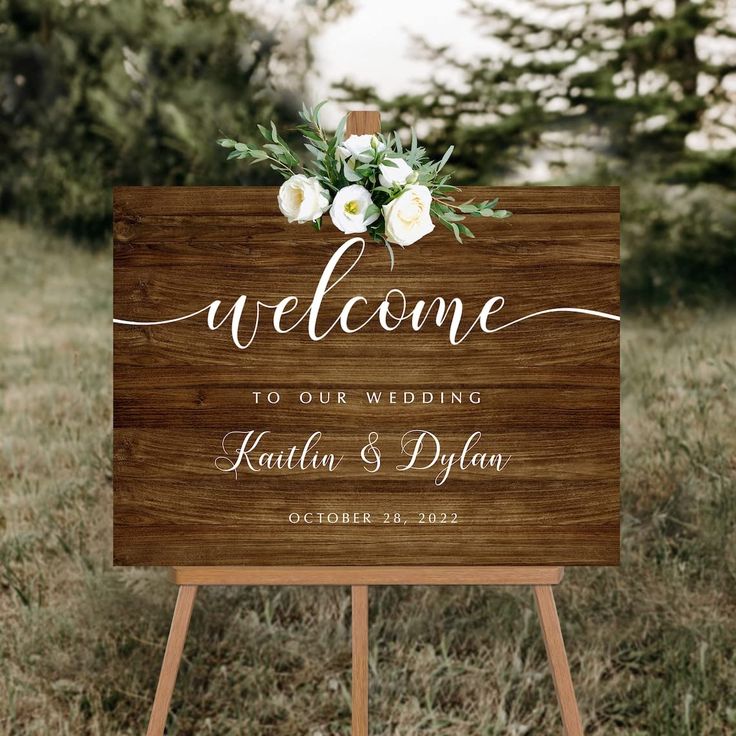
[
  {"x1": 113, "y1": 185, "x2": 620, "y2": 566},
  {"x1": 170, "y1": 566, "x2": 564, "y2": 585},
  {"x1": 345, "y1": 110, "x2": 381, "y2": 138},
  {"x1": 534, "y1": 585, "x2": 584, "y2": 735},
  {"x1": 352, "y1": 585, "x2": 369, "y2": 736},
  {"x1": 146, "y1": 585, "x2": 197, "y2": 736}
]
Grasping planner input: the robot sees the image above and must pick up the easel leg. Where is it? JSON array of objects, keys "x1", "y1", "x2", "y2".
[
  {"x1": 533, "y1": 585, "x2": 583, "y2": 735},
  {"x1": 352, "y1": 585, "x2": 369, "y2": 736},
  {"x1": 146, "y1": 585, "x2": 198, "y2": 736}
]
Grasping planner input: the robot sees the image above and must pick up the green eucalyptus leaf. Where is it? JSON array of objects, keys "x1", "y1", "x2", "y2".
[
  {"x1": 342, "y1": 161, "x2": 361, "y2": 181},
  {"x1": 449, "y1": 222, "x2": 462, "y2": 244},
  {"x1": 334, "y1": 114, "x2": 348, "y2": 145},
  {"x1": 305, "y1": 143, "x2": 326, "y2": 160},
  {"x1": 364, "y1": 203, "x2": 380, "y2": 220},
  {"x1": 314, "y1": 99, "x2": 328, "y2": 125},
  {"x1": 302, "y1": 130, "x2": 327, "y2": 148},
  {"x1": 436, "y1": 145, "x2": 454, "y2": 172}
]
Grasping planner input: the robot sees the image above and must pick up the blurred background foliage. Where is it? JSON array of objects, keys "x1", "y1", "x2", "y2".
[
  {"x1": 0, "y1": 0, "x2": 733, "y2": 307},
  {"x1": 0, "y1": 0, "x2": 348, "y2": 237}
]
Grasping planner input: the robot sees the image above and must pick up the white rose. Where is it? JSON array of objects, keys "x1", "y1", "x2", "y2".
[
  {"x1": 338, "y1": 134, "x2": 385, "y2": 163},
  {"x1": 378, "y1": 157, "x2": 414, "y2": 188},
  {"x1": 277, "y1": 174, "x2": 330, "y2": 224},
  {"x1": 382, "y1": 185, "x2": 435, "y2": 247},
  {"x1": 329, "y1": 184, "x2": 379, "y2": 234}
]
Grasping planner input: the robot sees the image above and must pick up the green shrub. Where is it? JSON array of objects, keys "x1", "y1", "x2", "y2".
[
  {"x1": 622, "y1": 183, "x2": 736, "y2": 309},
  {"x1": 0, "y1": 0, "x2": 308, "y2": 239}
]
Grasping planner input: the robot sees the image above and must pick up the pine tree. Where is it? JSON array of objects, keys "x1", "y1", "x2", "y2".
[{"x1": 338, "y1": 0, "x2": 736, "y2": 187}]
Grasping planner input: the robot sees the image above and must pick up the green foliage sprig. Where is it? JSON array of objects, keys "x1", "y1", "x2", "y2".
[{"x1": 218, "y1": 101, "x2": 511, "y2": 264}]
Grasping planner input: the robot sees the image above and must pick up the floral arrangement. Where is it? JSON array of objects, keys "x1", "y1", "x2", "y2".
[{"x1": 217, "y1": 101, "x2": 511, "y2": 266}]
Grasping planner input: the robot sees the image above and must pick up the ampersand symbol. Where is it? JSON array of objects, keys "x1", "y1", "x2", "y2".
[{"x1": 360, "y1": 432, "x2": 381, "y2": 474}]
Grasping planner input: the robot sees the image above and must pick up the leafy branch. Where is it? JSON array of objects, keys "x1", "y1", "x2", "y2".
[
  {"x1": 217, "y1": 100, "x2": 512, "y2": 248},
  {"x1": 217, "y1": 121, "x2": 302, "y2": 180}
]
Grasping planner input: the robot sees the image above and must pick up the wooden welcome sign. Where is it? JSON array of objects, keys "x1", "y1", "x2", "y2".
[{"x1": 113, "y1": 185, "x2": 619, "y2": 567}]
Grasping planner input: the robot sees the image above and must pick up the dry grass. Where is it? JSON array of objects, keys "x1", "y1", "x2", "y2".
[{"x1": 1, "y1": 220, "x2": 734, "y2": 734}]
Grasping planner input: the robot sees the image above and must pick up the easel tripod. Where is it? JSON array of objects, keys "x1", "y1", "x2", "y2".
[{"x1": 147, "y1": 565, "x2": 583, "y2": 736}]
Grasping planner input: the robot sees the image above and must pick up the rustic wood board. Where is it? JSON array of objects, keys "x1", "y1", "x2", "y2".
[{"x1": 113, "y1": 186, "x2": 620, "y2": 566}]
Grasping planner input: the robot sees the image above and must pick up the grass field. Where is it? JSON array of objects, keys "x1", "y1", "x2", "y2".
[{"x1": 1, "y1": 219, "x2": 735, "y2": 735}]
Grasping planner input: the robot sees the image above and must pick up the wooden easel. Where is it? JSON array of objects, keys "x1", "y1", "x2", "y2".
[{"x1": 144, "y1": 112, "x2": 584, "y2": 736}]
